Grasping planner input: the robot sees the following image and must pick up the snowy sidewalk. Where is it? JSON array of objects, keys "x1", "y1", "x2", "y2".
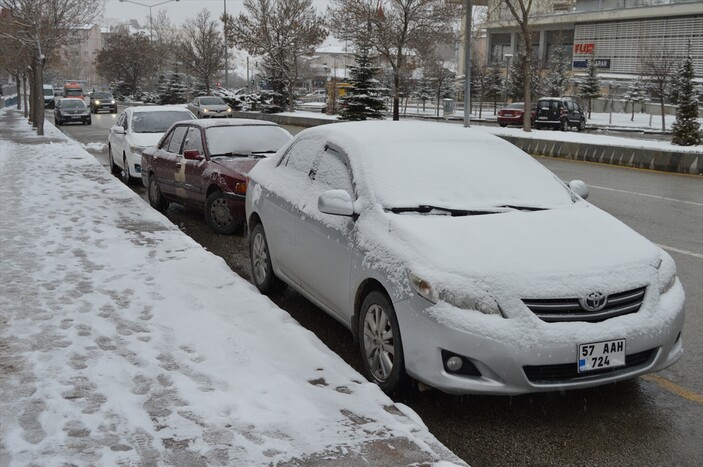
[{"x1": 0, "y1": 108, "x2": 464, "y2": 466}]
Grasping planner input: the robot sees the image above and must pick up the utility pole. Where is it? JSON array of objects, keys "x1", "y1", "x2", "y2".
[{"x1": 224, "y1": 0, "x2": 228, "y2": 89}]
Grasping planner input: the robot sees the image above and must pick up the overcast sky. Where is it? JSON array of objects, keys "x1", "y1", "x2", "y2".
[{"x1": 102, "y1": 0, "x2": 331, "y2": 29}]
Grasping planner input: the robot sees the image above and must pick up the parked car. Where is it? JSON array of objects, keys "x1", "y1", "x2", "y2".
[
  {"x1": 89, "y1": 91, "x2": 117, "y2": 114},
  {"x1": 497, "y1": 102, "x2": 536, "y2": 127},
  {"x1": 43, "y1": 84, "x2": 56, "y2": 108},
  {"x1": 534, "y1": 97, "x2": 586, "y2": 131},
  {"x1": 186, "y1": 96, "x2": 233, "y2": 118},
  {"x1": 141, "y1": 119, "x2": 292, "y2": 234},
  {"x1": 245, "y1": 120, "x2": 684, "y2": 396},
  {"x1": 54, "y1": 98, "x2": 91, "y2": 126},
  {"x1": 108, "y1": 106, "x2": 196, "y2": 185}
]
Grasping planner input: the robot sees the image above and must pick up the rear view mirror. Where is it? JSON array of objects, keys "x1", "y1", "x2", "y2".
[
  {"x1": 318, "y1": 189, "x2": 354, "y2": 217},
  {"x1": 111, "y1": 126, "x2": 125, "y2": 135},
  {"x1": 569, "y1": 180, "x2": 589, "y2": 200}
]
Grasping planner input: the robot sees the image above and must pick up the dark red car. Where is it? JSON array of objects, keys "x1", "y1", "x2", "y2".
[
  {"x1": 497, "y1": 102, "x2": 536, "y2": 127},
  {"x1": 141, "y1": 119, "x2": 292, "y2": 234}
]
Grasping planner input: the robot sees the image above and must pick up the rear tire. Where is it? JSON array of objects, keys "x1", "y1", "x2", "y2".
[
  {"x1": 499, "y1": 123, "x2": 507, "y2": 127},
  {"x1": 358, "y1": 290, "x2": 409, "y2": 396},
  {"x1": 561, "y1": 119, "x2": 569, "y2": 132},
  {"x1": 108, "y1": 144, "x2": 120, "y2": 175},
  {"x1": 250, "y1": 223, "x2": 285, "y2": 295},
  {"x1": 148, "y1": 173, "x2": 168, "y2": 211},
  {"x1": 122, "y1": 154, "x2": 134, "y2": 185},
  {"x1": 578, "y1": 118, "x2": 586, "y2": 131}
]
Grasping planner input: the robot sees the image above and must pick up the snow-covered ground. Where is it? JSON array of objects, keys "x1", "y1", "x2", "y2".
[{"x1": 0, "y1": 108, "x2": 464, "y2": 466}]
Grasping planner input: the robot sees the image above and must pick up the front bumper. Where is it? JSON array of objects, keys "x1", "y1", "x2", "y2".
[{"x1": 397, "y1": 284, "x2": 685, "y2": 395}]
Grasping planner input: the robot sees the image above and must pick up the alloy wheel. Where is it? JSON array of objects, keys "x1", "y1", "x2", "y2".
[
  {"x1": 362, "y1": 304, "x2": 395, "y2": 382},
  {"x1": 209, "y1": 197, "x2": 234, "y2": 230},
  {"x1": 251, "y1": 230, "x2": 268, "y2": 286}
]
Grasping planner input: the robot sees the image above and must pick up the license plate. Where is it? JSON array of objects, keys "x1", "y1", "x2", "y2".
[
  {"x1": 71, "y1": 116, "x2": 82, "y2": 120},
  {"x1": 578, "y1": 339, "x2": 626, "y2": 373},
  {"x1": 538, "y1": 116, "x2": 547, "y2": 120}
]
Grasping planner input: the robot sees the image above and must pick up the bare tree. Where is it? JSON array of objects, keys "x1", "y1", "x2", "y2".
[
  {"x1": 640, "y1": 45, "x2": 679, "y2": 131},
  {"x1": 151, "y1": 11, "x2": 178, "y2": 76},
  {"x1": 0, "y1": 0, "x2": 101, "y2": 135},
  {"x1": 174, "y1": 9, "x2": 225, "y2": 95},
  {"x1": 0, "y1": 12, "x2": 29, "y2": 110},
  {"x1": 223, "y1": 0, "x2": 327, "y2": 112},
  {"x1": 96, "y1": 32, "x2": 157, "y2": 96},
  {"x1": 329, "y1": 0, "x2": 458, "y2": 121}
]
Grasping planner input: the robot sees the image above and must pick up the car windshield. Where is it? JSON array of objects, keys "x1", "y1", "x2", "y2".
[
  {"x1": 64, "y1": 90, "x2": 82, "y2": 97},
  {"x1": 94, "y1": 92, "x2": 112, "y2": 99},
  {"x1": 61, "y1": 100, "x2": 86, "y2": 109},
  {"x1": 206, "y1": 125, "x2": 290, "y2": 156},
  {"x1": 364, "y1": 140, "x2": 575, "y2": 211},
  {"x1": 131, "y1": 111, "x2": 194, "y2": 133},
  {"x1": 44, "y1": 88, "x2": 54, "y2": 96},
  {"x1": 506, "y1": 103, "x2": 523, "y2": 109},
  {"x1": 199, "y1": 97, "x2": 226, "y2": 105}
]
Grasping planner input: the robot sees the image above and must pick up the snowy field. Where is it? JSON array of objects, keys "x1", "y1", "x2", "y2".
[{"x1": 0, "y1": 109, "x2": 463, "y2": 466}]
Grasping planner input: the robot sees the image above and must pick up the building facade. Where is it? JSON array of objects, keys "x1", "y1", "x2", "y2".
[{"x1": 481, "y1": 0, "x2": 702, "y2": 84}]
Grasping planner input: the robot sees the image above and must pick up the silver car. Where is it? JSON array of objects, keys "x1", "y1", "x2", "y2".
[
  {"x1": 245, "y1": 121, "x2": 685, "y2": 396},
  {"x1": 187, "y1": 96, "x2": 233, "y2": 118}
]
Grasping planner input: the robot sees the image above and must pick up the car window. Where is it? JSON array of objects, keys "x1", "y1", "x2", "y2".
[
  {"x1": 61, "y1": 100, "x2": 86, "y2": 109},
  {"x1": 94, "y1": 92, "x2": 112, "y2": 99},
  {"x1": 199, "y1": 97, "x2": 226, "y2": 105},
  {"x1": 280, "y1": 137, "x2": 325, "y2": 176},
  {"x1": 573, "y1": 102, "x2": 581, "y2": 111},
  {"x1": 117, "y1": 113, "x2": 126, "y2": 128},
  {"x1": 206, "y1": 125, "x2": 291, "y2": 156},
  {"x1": 167, "y1": 126, "x2": 188, "y2": 154},
  {"x1": 566, "y1": 101, "x2": 574, "y2": 111},
  {"x1": 550, "y1": 101, "x2": 559, "y2": 112},
  {"x1": 131, "y1": 110, "x2": 194, "y2": 133},
  {"x1": 183, "y1": 127, "x2": 204, "y2": 154},
  {"x1": 313, "y1": 148, "x2": 353, "y2": 194}
]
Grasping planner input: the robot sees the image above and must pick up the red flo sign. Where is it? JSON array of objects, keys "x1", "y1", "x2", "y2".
[{"x1": 574, "y1": 43, "x2": 595, "y2": 54}]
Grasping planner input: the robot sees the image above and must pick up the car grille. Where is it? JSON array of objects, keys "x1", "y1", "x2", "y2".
[
  {"x1": 522, "y1": 287, "x2": 646, "y2": 323},
  {"x1": 523, "y1": 348, "x2": 656, "y2": 384}
]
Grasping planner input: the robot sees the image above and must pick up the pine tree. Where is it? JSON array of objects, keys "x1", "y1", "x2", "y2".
[
  {"x1": 505, "y1": 50, "x2": 540, "y2": 102},
  {"x1": 414, "y1": 77, "x2": 433, "y2": 112},
  {"x1": 579, "y1": 54, "x2": 601, "y2": 119},
  {"x1": 542, "y1": 44, "x2": 570, "y2": 97},
  {"x1": 485, "y1": 57, "x2": 504, "y2": 114},
  {"x1": 339, "y1": 36, "x2": 387, "y2": 121},
  {"x1": 671, "y1": 45, "x2": 702, "y2": 146},
  {"x1": 159, "y1": 72, "x2": 188, "y2": 104},
  {"x1": 622, "y1": 78, "x2": 648, "y2": 121}
]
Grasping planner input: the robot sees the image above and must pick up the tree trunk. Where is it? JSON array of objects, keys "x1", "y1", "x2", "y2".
[
  {"x1": 14, "y1": 74, "x2": 21, "y2": 110},
  {"x1": 631, "y1": 103, "x2": 635, "y2": 121},
  {"x1": 522, "y1": 52, "x2": 531, "y2": 132},
  {"x1": 27, "y1": 71, "x2": 34, "y2": 126},
  {"x1": 22, "y1": 74, "x2": 28, "y2": 117},
  {"x1": 393, "y1": 71, "x2": 400, "y2": 121},
  {"x1": 34, "y1": 62, "x2": 45, "y2": 135},
  {"x1": 479, "y1": 94, "x2": 483, "y2": 119},
  {"x1": 660, "y1": 99, "x2": 666, "y2": 131}
]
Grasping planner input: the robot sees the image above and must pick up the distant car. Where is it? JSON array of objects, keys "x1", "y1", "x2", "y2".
[
  {"x1": 497, "y1": 102, "x2": 536, "y2": 127},
  {"x1": 43, "y1": 84, "x2": 56, "y2": 108},
  {"x1": 245, "y1": 120, "x2": 684, "y2": 396},
  {"x1": 141, "y1": 119, "x2": 292, "y2": 234},
  {"x1": 89, "y1": 91, "x2": 117, "y2": 113},
  {"x1": 534, "y1": 97, "x2": 586, "y2": 131},
  {"x1": 186, "y1": 96, "x2": 233, "y2": 118},
  {"x1": 53, "y1": 98, "x2": 91, "y2": 126},
  {"x1": 108, "y1": 106, "x2": 196, "y2": 185}
]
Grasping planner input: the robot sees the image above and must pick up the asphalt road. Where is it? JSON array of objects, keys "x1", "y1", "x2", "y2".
[{"x1": 52, "y1": 108, "x2": 703, "y2": 466}]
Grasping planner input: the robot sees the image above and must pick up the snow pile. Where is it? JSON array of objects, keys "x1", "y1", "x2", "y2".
[{"x1": 0, "y1": 109, "x2": 464, "y2": 466}]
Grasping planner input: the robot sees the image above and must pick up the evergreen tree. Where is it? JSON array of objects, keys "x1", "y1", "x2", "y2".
[
  {"x1": 414, "y1": 77, "x2": 434, "y2": 112},
  {"x1": 159, "y1": 72, "x2": 188, "y2": 104},
  {"x1": 622, "y1": 78, "x2": 648, "y2": 121},
  {"x1": 671, "y1": 45, "x2": 702, "y2": 146},
  {"x1": 578, "y1": 54, "x2": 601, "y2": 119},
  {"x1": 339, "y1": 36, "x2": 387, "y2": 121},
  {"x1": 505, "y1": 50, "x2": 540, "y2": 102},
  {"x1": 485, "y1": 57, "x2": 504, "y2": 114},
  {"x1": 470, "y1": 57, "x2": 488, "y2": 118},
  {"x1": 542, "y1": 44, "x2": 570, "y2": 97},
  {"x1": 667, "y1": 67, "x2": 682, "y2": 106}
]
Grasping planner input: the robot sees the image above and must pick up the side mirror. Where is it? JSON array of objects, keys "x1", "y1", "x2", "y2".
[
  {"x1": 112, "y1": 125, "x2": 125, "y2": 135},
  {"x1": 183, "y1": 149, "x2": 204, "y2": 161},
  {"x1": 318, "y1": 189, "x2": 355, "y2": 217},
  {"x1": 569, "y1": 180, "x2": 589, "y2": 200}
]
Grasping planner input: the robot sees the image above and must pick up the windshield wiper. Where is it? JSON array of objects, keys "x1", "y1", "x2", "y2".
[
  {"x1": 388, "y1": 205, "x2": 501, "y2": 216},
  {"x1": 212, "y1": 152, "x2": 249, "y2": 157},
  {"x1": 497, "y1": 204, "x2": 547, "y2": 211}
]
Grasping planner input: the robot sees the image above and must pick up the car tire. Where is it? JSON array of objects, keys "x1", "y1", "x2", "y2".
[
  {"x1": 499, "y1": 123, "x2": 507, "y2": 127},
  {"x1": 358, "y1": 290, "x2": 409, "y2": 395},
  {"x1": 561, "y1": 119, "x2": 569, "y2": 132},
  {"x1": 122, "y1": 154, "x2": 134, "y2": 186},
  {"x1": 87, "y1": 119, "x2": 92, "y2": 125},
  {"x1": 148, "y1": 173, "x2": 168, "y2": 211},
  {"x1": 111, "y1": 108, "x2": 117, "y2": 114},
  {"x1": 534, "y1": 123, "x2": 541, "y2": 130},
  {"x1": 250, "y1": 222, "x2": 285, "y2": 295},
  {"x1": 108, "y1": 144, "x2": 120, "y2": 175},
  {"x1": 205, "y1": 190, "x2": 240, "y2": 234},
  {"x1": 578, "y1": 118, "x2": 586, "y2": 131}
]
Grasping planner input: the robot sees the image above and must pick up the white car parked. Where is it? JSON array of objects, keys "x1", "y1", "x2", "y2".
[
  {"x1": 245, "y1": 121, "x2": 685, "y2": 396},
  {"x1": 108, "y1": 106, "x2": 196, "y2": 184}
]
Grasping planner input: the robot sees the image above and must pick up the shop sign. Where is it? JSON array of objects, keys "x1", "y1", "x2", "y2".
[
  {"x1": 573, "y1": 59, "x2": 611, "y2": 69},
  {"x1": 574, "y1": 43, "x2": 595, "y2": 54}
]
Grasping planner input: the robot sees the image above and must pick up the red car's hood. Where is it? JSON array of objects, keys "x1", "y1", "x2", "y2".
[{"x1": 213, "y1": 157, "x2": 262, "y2": 176}]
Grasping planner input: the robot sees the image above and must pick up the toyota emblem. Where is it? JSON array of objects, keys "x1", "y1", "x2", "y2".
[{"x1": 581, "y1": 292, "x2": 608, "y2": 312}]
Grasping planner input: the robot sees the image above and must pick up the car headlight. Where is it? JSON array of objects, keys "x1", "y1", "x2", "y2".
[
  {"x1": 227, "y1": 107, "x2": 232, "y2": 112},
  {"x1": 129, "y1": 145, "x2": 146, "y2": 155},
  {"x1": 203, "y1": 108, "x2": 209, "y2": 113},
  {"x1": 408, "y1": 271, "x2": 501, "y2": 315},
  {"x1": 656, "y1": 253, "x2": 678, "y2": 295},
  {"x1": 95, "y1": 100, "x2": 101, "y2": 105},
  {"x1": 111, "y1": 100, "x2": 115, "y2": 104}
]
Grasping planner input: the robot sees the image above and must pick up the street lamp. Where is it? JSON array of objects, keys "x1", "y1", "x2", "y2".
[{"x1": 118, "y1": 0, "x2": 180, "y2": 41}]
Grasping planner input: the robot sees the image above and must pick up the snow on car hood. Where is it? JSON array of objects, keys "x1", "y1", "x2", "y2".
[
  {"x1": 358, "y1": 203, "x2": 662, "y2": 299},
  {"x1": 213, "y1": 157, "x2": 261, "y2": 176},
  {"x1": 128, "y1": 132, "x2": 164, "y2": 148}
]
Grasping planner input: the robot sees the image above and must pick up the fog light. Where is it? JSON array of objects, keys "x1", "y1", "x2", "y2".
[{"x1": 446, "y1": 356, "x2": 463, "y2": 372}]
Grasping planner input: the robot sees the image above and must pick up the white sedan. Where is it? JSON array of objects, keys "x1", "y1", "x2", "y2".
[
  {"x1": 245, "y1": 121, "x2": 685, "y2": 396},
  {"x1": 108, "y1": 106, "x2": 195, "y2": 184}
]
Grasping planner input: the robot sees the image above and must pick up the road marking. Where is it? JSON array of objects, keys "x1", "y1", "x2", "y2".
[
  {"x1": 590, "y1": 185, "x2": 703, "y2": 207},
  {"x1": 655, "y1": 244, "x2": 703, "y2": 260},
  {"x1": 640, "y1": 374, "x2": 703, "y2": 405}
]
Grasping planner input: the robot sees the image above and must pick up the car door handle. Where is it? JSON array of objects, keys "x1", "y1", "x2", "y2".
[{"x1": 175, "y1": 163, "x2": 182, "y2": 168}]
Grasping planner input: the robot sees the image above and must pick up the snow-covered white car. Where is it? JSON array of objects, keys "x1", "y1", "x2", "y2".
[
  {"x1": 108, "y1": 106, "x2": 196, "y2": 184},
  {"x1": 245, "y1": 121, "x2": 685, "y2": 396},
  {"x1": 186, "y1": 96, "x2": 233, "y2": 118}
]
